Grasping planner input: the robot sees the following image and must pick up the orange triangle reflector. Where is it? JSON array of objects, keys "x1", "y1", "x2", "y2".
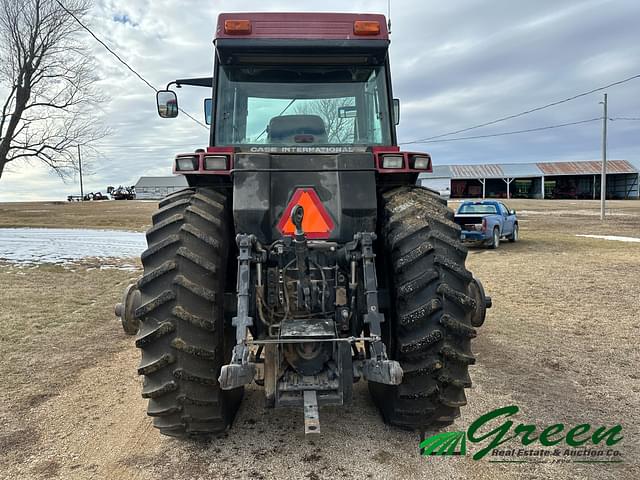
[{"x1": 278, "y1": 188, "x2": 335, "y2": 239}]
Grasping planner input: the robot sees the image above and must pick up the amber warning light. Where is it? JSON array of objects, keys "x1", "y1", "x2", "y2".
[
  {"x1": 224, "y1": 19, "x2": 252, "y2": 35},
  {"x1": 353, "y1": 20, "x2": 381, "y2": 36}
]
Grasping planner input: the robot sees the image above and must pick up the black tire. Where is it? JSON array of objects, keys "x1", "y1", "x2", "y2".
[
  {"x1": 134, "y1": 187, "x2": 242, "y2": 438},
  {"x1": 370, "y1": 186, "x2": 477, "y2": 430},
  {"x1": 508, "y1": 224, "x2": 519, "y2": 242},
  {"x1": 490, "y1": 227, "x2": 500, "y2": 249}
]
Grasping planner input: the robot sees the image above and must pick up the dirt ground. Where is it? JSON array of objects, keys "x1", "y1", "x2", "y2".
[{"x1": 1, "y1": 198, "x2": 639, "y2": 479}]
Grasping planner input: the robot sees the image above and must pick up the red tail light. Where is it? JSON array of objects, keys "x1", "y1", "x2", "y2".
[
  {"x1": 203, "y1": 155, "x2": 228, "y2": 171},
  {"x1": 372, "y1": 148, "x2": 433, "y2": 173},
  {"x1": 482, "y1": 218, "x2": 487, "y2": 232},
  {"x1": 173, "y1": 148, "x2": 234, "y2": 175},
  {"x1": 175, "y1": 155, "x2": 198, "y2": 171}
]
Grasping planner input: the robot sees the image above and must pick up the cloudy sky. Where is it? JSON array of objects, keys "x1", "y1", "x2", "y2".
[{"x1": 1, "y1": 0, "x2": 639, "y2": 201}]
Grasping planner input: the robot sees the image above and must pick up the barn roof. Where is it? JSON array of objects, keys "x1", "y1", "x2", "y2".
[
  {"x1": 536, "y1": 160, "x2": 636, "y2": 175},
  {"x1": 450, "y1": 164, "x2": 504, "y2": 178},
  {"x1": 135, "y1": 176, "x2": 189, "y2": 188},
  {"x1": 419, "y1": 159, "x2": 638, "y2": 179}
]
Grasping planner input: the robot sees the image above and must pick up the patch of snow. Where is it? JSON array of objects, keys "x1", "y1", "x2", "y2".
[
  {"x1": 575, "y1": 234, "x2": 640, "y2": 243},
  {"x1": 0, "y1": 227, "x2": 147, "y2": 265}
]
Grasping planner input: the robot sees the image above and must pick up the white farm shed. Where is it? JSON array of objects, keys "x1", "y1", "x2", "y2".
[{"x1": 134, "y1": 176, "x2": 189, "y2": 200}]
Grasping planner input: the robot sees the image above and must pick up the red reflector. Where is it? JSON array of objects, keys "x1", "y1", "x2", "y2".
[
  {"x1": 224, "y1": 19, "x2": 251, "y2": 35},
  {"x1": 278, "y1": 188, "x2": 334, "y2": 239},
  {"x1": 354, "y1": 20, "x2": 380, "y2": 36}
]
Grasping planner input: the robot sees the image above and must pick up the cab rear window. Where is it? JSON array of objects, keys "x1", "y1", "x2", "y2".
[{"x1": 458, "y1": 204, "x2": 497, "y2": 214}]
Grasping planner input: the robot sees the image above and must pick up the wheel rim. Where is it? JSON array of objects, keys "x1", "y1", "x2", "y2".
[
  {"x1": 494, "y1": 230, "x2": 499, "y2": 246},
  {"x1": 514, "y1": 226, "x2": 519, "y2": 241}
]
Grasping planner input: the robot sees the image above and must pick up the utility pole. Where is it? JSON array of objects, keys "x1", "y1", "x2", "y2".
[
  {"x1": 78, "y1": 145, "x2": 84, "y2": 201},
  {"x1": 600, "y1": 94, "x2": 607, "y2": 220}
]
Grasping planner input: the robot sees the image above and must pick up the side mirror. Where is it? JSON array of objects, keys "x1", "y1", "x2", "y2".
[
  {"x1": 156, "y1": 90, "x2": 178, "y2": 118},
  {"x1": 204, "y1": 98, "x2": 212, "y2": 125},
  {"x1": 510, "y1": 209, "x2": 516, "y2": 215},
  {"x1": 393, "y1": 98, "x2": 400, "y2": 125}
]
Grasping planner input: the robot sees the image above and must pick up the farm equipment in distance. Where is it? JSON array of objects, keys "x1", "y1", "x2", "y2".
[
  {"x1": 107, "y1": 185, "x2": 136, "y2": 200},
  {"x1": 116, "y1": 12, "x2": 490, "y2": 438},
  {"x1": 67, "y1": 191, "x2": 108, "y2": 201}
]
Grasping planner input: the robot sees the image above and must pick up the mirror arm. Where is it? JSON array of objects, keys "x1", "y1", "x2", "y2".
[
  {"x1": 173, "y1": 77, "x2": 214, "y2": 88},
  {"x1": 166, "y1": 77, "x2": 214, "y2": 90}
]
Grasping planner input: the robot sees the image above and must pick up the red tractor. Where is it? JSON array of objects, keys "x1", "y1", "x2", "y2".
[{"x1": 116, "y1": 12, "x2": 490, "y2": 437}]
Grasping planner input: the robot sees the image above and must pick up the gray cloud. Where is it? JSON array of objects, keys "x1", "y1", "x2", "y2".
[{"x1": 1, "y1": 0, "x2": 638, "y2": 200}]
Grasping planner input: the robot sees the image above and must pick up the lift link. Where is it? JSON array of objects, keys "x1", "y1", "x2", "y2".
[
  {"x1": 292, "y1": 205, "x2": 312, "y2": 310},
  {"x1": 219, "y1": 234, "x2": 263, "y2": 390},
  {"x1": 348, "y1": 233, "x2": 403, "y2": 386}
]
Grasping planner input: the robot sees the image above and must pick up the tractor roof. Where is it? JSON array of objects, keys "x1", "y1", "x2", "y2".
[{"x1": 215, "y1": 12, "x2": 389, "y2": 41}]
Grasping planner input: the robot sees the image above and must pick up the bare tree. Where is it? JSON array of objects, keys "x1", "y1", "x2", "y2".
[
  {"x1": 295, "y1": 98, "x2": 355, "y2": 143},
  {"x1": 0, "y1": 0, "x2": 106, "y2": 179}
]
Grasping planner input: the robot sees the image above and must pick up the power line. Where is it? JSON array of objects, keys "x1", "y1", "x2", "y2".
[
  {"x1": 405, "y1": 73, "x2": 640, "y2": 143},
  {"x1": 401, "y1": 117, "x2": 601, "y2": 145},
  {"x1": 609, "y1": 117, "x2": 640, "y2": 121},
  {"x1": 93, "y1": 143, "x2": 199, "y2": 149},
  {"x1": 255, "y1": 98, "x2": 297, "y2": 141},
  {"x1": 54, "y1": 0, "x2": 208, "y2": 130}
]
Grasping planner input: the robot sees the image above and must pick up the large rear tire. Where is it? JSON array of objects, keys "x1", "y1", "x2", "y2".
[
  {"x1": 370, "y1": 186, "x2": 477, "y2": 430},
  {"x1": 134, "y1": 187, "x2": 242, "y2": 438}
]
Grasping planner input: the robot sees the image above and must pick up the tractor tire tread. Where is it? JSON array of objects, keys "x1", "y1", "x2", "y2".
[
  {"x1": 135, "y1": 188, "x2": 242, "y2": 438},
  {"x1": 369, "y1": 185, "x2": 476, "y2": 430}
]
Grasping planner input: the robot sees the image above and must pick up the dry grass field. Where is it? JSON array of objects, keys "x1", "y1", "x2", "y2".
[
  {"x1": 0, "y1": 201, "x2": 156, "y2": 231},
  {"x1": 0, "y1": 198, "x2": 639, "y2": 479}
]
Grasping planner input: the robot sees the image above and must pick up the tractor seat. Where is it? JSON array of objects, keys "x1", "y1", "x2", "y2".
[{"x1": 267, "y1": 115, "x2": 328, "y2": 144}]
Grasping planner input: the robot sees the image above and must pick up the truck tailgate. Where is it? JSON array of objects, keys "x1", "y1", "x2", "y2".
[{"x1": 454, "y1": 215, "x2": 484, "y2": 230}]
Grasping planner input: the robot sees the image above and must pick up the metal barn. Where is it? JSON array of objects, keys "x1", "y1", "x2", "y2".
[{"x1": 418, "y1": 160, "x2": 639, "y2": 200}]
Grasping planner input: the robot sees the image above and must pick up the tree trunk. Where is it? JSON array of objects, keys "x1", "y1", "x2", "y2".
[{"x1": 0, "y1": 138, "x2": 9, "y2": 178}]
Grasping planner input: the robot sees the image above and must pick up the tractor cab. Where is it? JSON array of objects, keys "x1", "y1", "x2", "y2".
[{"x1": 158, "y1": 13, "x2": 398, "y2": 152}]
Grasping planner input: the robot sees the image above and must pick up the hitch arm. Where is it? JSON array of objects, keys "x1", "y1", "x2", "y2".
[
  {"x1": 219, "y1": 234, "x2": 259, "y2": 390},
  {"x1": 350, "y1": 233, "x2": 403, "y2": 386}
]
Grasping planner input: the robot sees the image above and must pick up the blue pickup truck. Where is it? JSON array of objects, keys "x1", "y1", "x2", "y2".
[{"x1": 454, "y1": 200, "x2": 519, "y2": 249}]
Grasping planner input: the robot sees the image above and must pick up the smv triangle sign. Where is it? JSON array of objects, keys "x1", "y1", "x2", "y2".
[{"x1": 277, "y1": 188, "x2": 335, "y2": 239}]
